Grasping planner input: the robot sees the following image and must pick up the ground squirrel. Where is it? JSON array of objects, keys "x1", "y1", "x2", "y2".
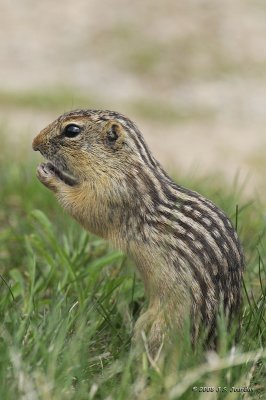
[{"x1": 32, "y1": 109, "x2": 244, "y2": 354}]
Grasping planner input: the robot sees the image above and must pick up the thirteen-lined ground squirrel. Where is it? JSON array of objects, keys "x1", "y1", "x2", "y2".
[{"x1": 32, "y1": 109, "x2": 244, "y2": 354}]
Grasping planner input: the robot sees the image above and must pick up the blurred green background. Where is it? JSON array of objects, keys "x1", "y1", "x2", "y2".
[{"x1": 1, "y1": 0, "x2": 266, "y2": 201}]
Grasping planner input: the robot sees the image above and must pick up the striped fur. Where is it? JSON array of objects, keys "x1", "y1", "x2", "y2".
[{"x1": 33, "y1": 109, "x2": 245, "y2": 353}]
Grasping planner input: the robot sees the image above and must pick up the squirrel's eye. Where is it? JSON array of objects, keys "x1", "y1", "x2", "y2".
[
  {"x1": 107, "y1": 124, "x2": 119, "y2": 142},
  {"x1": 64, "y1": 124, "x2": 81, "y2": 138}
]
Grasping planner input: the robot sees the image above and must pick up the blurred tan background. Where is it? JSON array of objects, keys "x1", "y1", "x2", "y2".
[{"x1": 1, "y1": 0, "x2": 265, "y2": 200}]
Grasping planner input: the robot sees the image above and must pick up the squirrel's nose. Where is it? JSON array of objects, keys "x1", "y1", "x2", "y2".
[{"x1": 32, "y1": 133, "x2": 43, "y2": 152}]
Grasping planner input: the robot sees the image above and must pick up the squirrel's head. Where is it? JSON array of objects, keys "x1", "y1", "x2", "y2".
[
  {"x1": 32, "y1": 109, "x2": 157, "y2": 190},
  {"x1": 32, "y1": 109, "x2": 158, "y2": 237}
]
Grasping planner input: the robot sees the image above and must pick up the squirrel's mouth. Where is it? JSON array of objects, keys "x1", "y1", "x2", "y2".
[{"x1": 38, "y1": 162, "x2": 78, "y2": 187}]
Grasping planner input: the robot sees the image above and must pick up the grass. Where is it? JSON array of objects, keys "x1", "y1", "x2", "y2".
[
  {"x1": 0, "y1": 87, "x2": 215, "y2": 125},
  {"x1": 130, "y1": 98, "x2": 215, "y2": 124},
  {"x1": 0, "y1": 88, "x2": 102, "y2": 111},
  {"x1": 0, "y1": 137, "x2": 265, "y2": 400}
]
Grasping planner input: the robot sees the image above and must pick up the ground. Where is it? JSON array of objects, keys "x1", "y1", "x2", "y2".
[{"x1": 1, "y1": 0, "x2": 266, "y2": 201}]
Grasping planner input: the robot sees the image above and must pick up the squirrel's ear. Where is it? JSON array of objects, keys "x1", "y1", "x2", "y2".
[
  {"x1": 107, "y1": 123, "x2": 119, "y2": 142},
  {"x1": 104, "y1": 121, "x2": 125, "y2": 149}
]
